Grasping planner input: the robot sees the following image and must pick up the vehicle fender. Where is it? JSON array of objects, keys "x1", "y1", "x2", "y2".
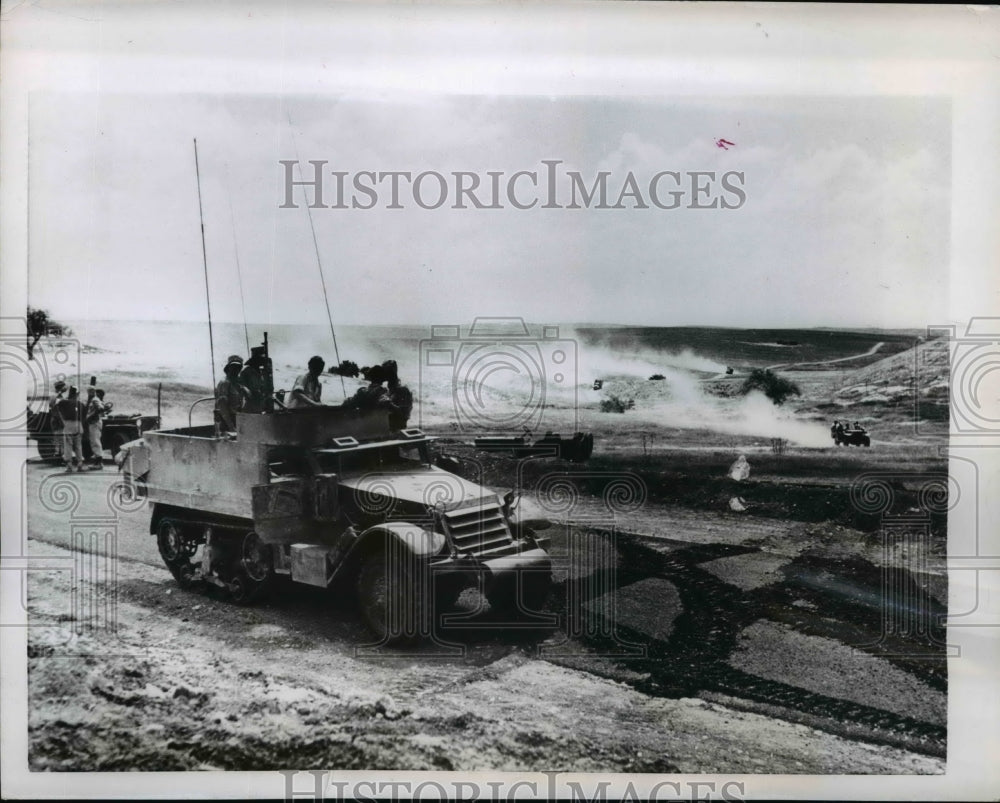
[
  {"x1": 356, "y1": 522, "x2": 446, "y2": 559},
  {"x1": 328, "y1": 522, "x2": 447, "y2": 587}
]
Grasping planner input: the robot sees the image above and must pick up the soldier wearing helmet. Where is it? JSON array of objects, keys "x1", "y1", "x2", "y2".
[{"x1": 215, "y1": 354, "x2": 250, "y2": 432}]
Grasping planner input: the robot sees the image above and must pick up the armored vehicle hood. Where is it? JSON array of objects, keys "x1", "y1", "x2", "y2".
[{"x1": 339, "y1": 465, "x2": 498, "y2": 511}]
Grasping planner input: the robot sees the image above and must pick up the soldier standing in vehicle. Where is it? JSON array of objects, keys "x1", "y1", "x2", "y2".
[
  {"x1": 239, "y1": 346, "x2": 269, "y2": 413},
  {"x1": 344, "y1": 364, "x2": 386, "y2": 411},
  {"x1": 56, "y1": 386, "x2": 86, "y2": 472},
  {"x1": 215, "y1": 355, "x2": 249, "y2": 433},
  {"x1": 287, "y1": 356, "x2": 326, "y2": 409},
  {"x1": 85, "y1": 386, "x2": 105, "y2": 469},
  {"x1": 381, "y1": 360, "x2": 413, "y2": 430}
]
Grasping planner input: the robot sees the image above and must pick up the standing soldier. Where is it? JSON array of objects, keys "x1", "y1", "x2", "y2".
[
  {"x1": 287, "y1": 356, "x2": 326, "y2": 409},
  {"x1": 85, "y1": 386, "x2": 105, "y2": 469},
  {"x1": 344, "y1": 364, "x2": 386, "y2": 411},
  {"x1": 48, "y1": 380, "x2": 67, "y2": 437},
  {"x1": 239, "y1": 346, "x2": 269, "y2": 413},
  {"x1": 56, "y1": 386, "x2": 86, "y2": 472},
  {"x1": 215, "y1": 355, "x2": 249, "y2": 433},
  {"x1": 381, "y1": 360, "x2": 413, "y2": 430}
]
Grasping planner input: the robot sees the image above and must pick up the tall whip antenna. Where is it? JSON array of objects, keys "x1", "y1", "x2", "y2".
[
  {"x1": 225, "y1": 164, "x2": 251, "y2": 354},
  {"x1": 286, "y1": 114, "x2": 346, "y2": 399},
  {"x1": 194, "y1": 138, "x2": 217, "y2": 389}
]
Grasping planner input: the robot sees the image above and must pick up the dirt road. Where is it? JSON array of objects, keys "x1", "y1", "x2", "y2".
[{"x1": 24, "y1": 459, "x2": 945, "y2": 773}]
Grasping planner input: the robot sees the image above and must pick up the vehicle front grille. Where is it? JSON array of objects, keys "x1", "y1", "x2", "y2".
[{"x1": 442, "y1": 503, "x2": 518, "y2": 559}]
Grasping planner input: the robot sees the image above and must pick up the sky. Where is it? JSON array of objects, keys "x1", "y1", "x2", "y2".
[
  {"x1": 26, "y1": 92, "x2": 950, "y2": 329},
  {"x1": 4, "y1": 2, "x2": 969, "y2": 331}
]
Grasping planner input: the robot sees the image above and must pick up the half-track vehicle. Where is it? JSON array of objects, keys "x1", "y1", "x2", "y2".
[{"x1": 119, "y1": 351, "x2": 553, "y2": 644}]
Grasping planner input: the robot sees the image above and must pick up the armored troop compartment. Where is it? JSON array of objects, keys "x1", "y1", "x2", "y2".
[{"x1": 123, "y1": 405, "x2": 552, "y2": 644}]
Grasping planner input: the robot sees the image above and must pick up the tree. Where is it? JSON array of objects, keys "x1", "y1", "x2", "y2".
[
  {"x1": 740, "y1": 368, "x2": 801, "y2": 406},
  {"x1": 27, "y1": 307, "x2": 72, "y2": 361}
]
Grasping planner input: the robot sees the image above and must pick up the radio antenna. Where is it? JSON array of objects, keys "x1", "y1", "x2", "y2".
[
  {"x1": 286, "y1": 114, "x2": 346, "y2": 399},
  {"x1": 194, "y1": 138, "x2": 217, "y2": 389},
  {"x1": 225, "y1": 164, "x2": 251, "y2": 354}
]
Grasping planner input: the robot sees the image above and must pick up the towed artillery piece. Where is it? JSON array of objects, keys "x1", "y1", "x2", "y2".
[
  {"x1": 119, "y1": 361, "x2": 553, "y2": 644},
  {"x1": 473, "y1": 431, "x2": 594, "y2": 463}
]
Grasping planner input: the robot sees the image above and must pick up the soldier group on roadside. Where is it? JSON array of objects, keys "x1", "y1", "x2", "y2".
[
  {"x1": 214, "y1": 352, "x2": 412, "y2": 433},
  {"x1": 49, "y1": 380, "x2": 114, "y2": 472}
]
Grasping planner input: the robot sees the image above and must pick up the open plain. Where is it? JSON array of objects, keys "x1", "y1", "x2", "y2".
[{"x1": 23, "y1": 323, "x2": 949, "y2": 772}]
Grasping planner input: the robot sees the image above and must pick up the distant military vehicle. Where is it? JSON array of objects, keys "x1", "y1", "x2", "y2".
[
  {"x1": 831, "y1": 421, "x2": 871, "y2": 447},
  {"x1": 119, "y1": 339, "x2": 552, "y2": 644}
]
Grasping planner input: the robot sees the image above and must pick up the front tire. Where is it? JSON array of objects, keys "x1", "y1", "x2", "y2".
[{"x1": 356, "y1": 548, "x2": 424, "y2": 646}]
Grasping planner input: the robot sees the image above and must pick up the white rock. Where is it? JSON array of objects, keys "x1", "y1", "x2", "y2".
[{"x1": 728, "y1": 455, "x2": 750, "y2": 481}]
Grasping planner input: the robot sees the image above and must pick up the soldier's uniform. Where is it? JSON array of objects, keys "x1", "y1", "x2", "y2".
[
  {"x1": 215, "y1": 355, "x2": 248, "y2": 432},
  {"x1": 56, "y1": 390, "x2": 86, "y2": 471},
  {"x1": 385, "y1": 384, "x2": 413, "y2": 430},
  {"x1": 379, "y1": 360, "x2": 413, "y2": 429},
  {"x1": 49, "y1": 381, "x2": 67, "y2": 434},
  {"x1": 287, "y1": 372, "x2": 322, "y2": 408},
  {"x1": 86, "y1": 390, "x2": 105, "y2": 468},
  {"x1": 239, "y1": 348, "x2": 269, "y2": 413}
]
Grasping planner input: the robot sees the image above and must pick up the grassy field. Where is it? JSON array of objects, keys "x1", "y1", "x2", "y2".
[{"x1": 573, "y1": 326, "x2": 922, "y2": 368}]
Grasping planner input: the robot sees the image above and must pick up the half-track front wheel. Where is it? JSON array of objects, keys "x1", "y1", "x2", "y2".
[{"x1": 356, "y1": 549, "x2": 425, "y2": 646}]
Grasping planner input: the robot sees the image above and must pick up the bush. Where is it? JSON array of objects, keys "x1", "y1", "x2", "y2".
[
  {"x1": 740, "y1": 368, "x2": 801, "y2": 406},
  {"x1": 600, "y1": 394, "x2": 635, "y2": 413}
]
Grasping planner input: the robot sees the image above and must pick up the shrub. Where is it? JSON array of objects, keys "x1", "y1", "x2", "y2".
[
  {"x1": 600, "y1": 394, "x2": 635, "y2": 413},
  {"x1": 740, "y1": 368, "x2": 801, "y2": 406}
]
